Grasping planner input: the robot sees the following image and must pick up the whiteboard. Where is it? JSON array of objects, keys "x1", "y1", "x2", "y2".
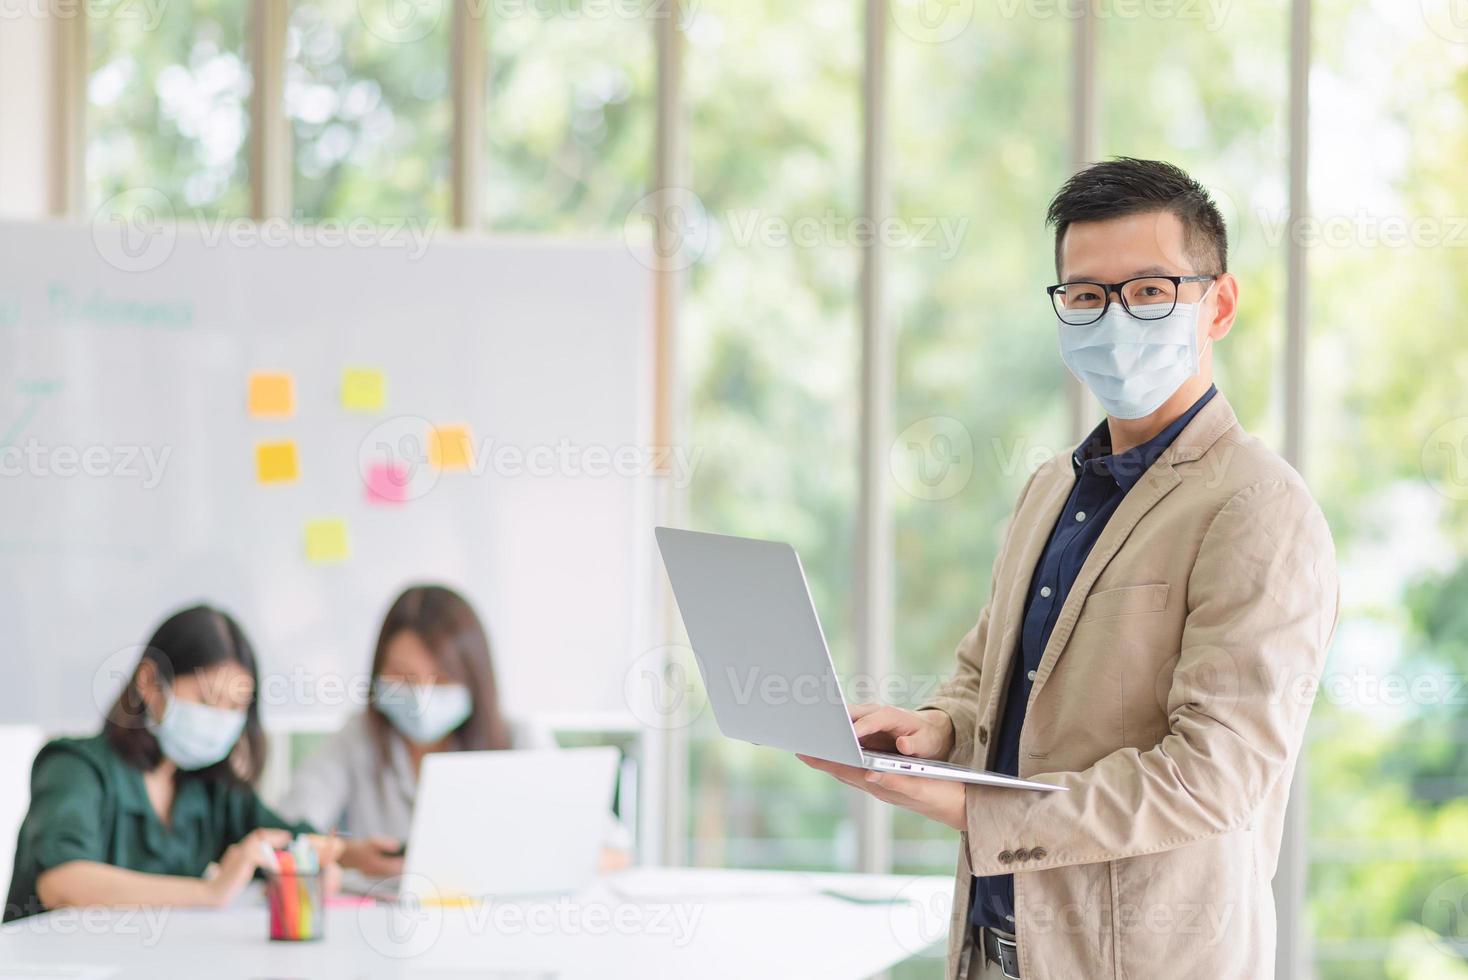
[{"x1": 0, "y1": 220, "x2": 654, "y2": 730}]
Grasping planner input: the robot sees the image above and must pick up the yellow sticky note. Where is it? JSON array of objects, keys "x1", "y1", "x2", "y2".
[
  {"x1": 255, "y1": 441, "x2": 299, "y2": 484},
  {"x1": 341, "y1": 367, "x2": 385, "y2": 412},
  {"x1": 430, "y1": 424, "x2": 473, "y2": 471},
  {"x1": 248, "y1": 372, "x2": 295, "y2": 418},
  {"x1": 304, "y1": 518, "x2": 350, "y2": 563}
]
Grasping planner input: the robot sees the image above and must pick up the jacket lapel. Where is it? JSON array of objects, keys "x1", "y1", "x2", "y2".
[{"x1": 1026, "y1": 393, "x2": 1241, "y2": 700}]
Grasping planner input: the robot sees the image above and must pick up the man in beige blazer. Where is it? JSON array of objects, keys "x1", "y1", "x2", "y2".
[{"x1": 801, "y1": 158, "x2": 1339, "y2": 978}]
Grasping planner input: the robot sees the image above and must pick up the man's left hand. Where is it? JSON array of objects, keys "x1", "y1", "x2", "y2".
[{"x1": 797, "y1": 755, "x2": 967, "y2": 831}]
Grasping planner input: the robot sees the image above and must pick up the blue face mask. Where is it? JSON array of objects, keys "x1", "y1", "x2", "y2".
[
  {"x1": 1057, "y1": 283, "x2": 1216, "y2": 420},
  {"x1": 148, "y1": 690, "x2": 248, "y2": 771},
  {"x1": 372, "y1": 680, "x2": 473, "y2": 745}
]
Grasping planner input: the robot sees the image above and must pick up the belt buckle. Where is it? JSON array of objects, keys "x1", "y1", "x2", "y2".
[{"x1": 990, "y1": 931, "x2": 1021, "y2": 979}]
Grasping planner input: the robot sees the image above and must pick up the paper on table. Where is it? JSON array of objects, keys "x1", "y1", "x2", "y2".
[{"x1": 247, "y1": 372, "x2": 294, "y2": 418}]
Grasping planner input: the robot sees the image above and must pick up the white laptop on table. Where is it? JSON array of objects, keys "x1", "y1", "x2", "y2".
[
  {"x1": 655, "y1": 527, "x2": 1063, "y2": 792},
  {"x1": 357, "y1": 747, "x2": 620, "y2": 902}
]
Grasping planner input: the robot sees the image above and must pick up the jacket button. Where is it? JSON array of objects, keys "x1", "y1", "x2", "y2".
[
  {"x1": 997, "y1": 850, "x2": 1014, "y2": 864},
  {"x1": 978, "y1": 726, "x2": 989, "y2": 745},
  {"x1": 1030, "y1": 847, "x2": 1048, "y2": 860},
  {"x1": 1012, "y1": 848, "x2": 1031, "y2": 862}
]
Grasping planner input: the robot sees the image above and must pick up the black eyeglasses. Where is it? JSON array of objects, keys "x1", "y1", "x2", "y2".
[{"x1": 1046, "y1": 275, "x2": 1217, "y2": 325}]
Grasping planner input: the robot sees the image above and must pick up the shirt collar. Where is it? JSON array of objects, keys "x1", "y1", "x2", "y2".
[{"x1": 1071, "y1": 385, "x2": 1219, "y2": 491}]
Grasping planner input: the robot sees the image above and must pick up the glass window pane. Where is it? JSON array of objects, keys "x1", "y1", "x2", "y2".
[
  {"x1": 887, "y1": 2, "x2": 1070, "y2": 895},
  {"x1": 1305, "y1": 2, "x2": 1468, "y2": 974},
  {"x1": 286, "y1": 0, "x2": 450, "y2": 221},
  {"x1": 682, "y1": 0, "x2": 862, "y2": 872},
  {"x1": 482, "y1": 5, "x2": 655, "y2": 232},
  {"x1": 87, "y1": 2, "x2": 251, "y2": 217},
  {"x1": 1098, "y1": 0, "x2": 1289, "y2": 441}
]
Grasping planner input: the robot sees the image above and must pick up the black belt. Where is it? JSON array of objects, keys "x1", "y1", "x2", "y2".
[{"x1": 980, "y1": 927, "x2": 1021, "y2": 979}]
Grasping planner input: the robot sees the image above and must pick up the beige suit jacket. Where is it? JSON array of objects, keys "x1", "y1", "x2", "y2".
[{"x1": 922, "y1": 393, "x2": 1339, "y2": 979}]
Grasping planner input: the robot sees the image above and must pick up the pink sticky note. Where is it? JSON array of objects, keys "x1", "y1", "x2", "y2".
[{"x1": 365, "y1": 461, "x2": 411, "y2": 505}]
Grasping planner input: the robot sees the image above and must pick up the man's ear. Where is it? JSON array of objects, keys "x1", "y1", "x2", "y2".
[{"x1": 1208, "y1": 273, "x2": 1240, "y2": 340}]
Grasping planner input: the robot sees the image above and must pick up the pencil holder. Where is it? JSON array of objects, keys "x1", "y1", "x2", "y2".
[{"x1": 266, "y1": 870, "x2": 325, "y2": 942}]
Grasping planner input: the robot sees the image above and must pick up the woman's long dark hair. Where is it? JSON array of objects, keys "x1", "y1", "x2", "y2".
[
  {"x1": 367, "y1": 584, "x2": 513, "y2": 769},
  {"x1": 103, "y1": 605, "x2": 266, "y2": 784}
]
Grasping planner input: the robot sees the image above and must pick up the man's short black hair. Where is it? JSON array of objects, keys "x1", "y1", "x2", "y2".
[{"x1": 1045, "y1": 157, "x2": 1228, "y2": 276}]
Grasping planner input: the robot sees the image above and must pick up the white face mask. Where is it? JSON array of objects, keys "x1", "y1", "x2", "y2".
[
  {"x1": 148, "y1": 690, "x2": 248, "y2": 771},
  {"x1": 372, "y1": 680, "x2": 473, "y2": 745},
  {"x1": 1057, "y1": 283, "x2": 1216, "y2": 420}
]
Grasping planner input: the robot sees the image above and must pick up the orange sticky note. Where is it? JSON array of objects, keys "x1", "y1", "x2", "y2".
[
  {"x1": 429, "y1": 424, "x2": 473, "y2": 471},
  {"x1": 248, "y1": 372, "x2": 295, "y2": 418},
  {"x1": 304, "y1": 518, "x2": 350, "y2": 563},
  {"x1": 341, "y1": 367, "x2": 385, "y2": 412},
  {"x1": 256, "y1": 441, "x2": 299, "y2": 484}
]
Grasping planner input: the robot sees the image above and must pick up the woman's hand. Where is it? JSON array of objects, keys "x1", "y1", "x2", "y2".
[
  {"x1": 849, "y1": 704, "x2": 955, "y2": 760},
  {"x1": 339, "y1": 836, "x2": 405, "y2": 879},
  {"x1": 205, "y1": 827, "x2": 294, "y2": 907}
]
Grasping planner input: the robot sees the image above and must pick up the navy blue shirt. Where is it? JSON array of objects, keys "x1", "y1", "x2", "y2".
[{"x1": 970, "y1": 386, "x2": 1217, "y2": 934}]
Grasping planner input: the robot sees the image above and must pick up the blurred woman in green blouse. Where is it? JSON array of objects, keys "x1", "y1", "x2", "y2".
[{"x1": 3, "y1": 605, "x2": 339, "y2": 922}]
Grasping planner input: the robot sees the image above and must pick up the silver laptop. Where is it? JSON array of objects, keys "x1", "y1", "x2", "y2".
[
  {"x1": 655, "y1": 527, "x2": 1063, "y2": 792},
  {"x1": 378, "y1": 747, "x2": 620, "y2": 902}
]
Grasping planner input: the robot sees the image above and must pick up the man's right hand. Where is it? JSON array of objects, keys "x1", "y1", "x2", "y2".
[{"x1": 850, "y1": 704, "x2": 954, "y2": 760}]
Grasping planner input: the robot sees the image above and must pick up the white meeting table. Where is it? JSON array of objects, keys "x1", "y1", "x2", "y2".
[{"x1": 0, "y1": 867, "x2": 953, "y2": 980}]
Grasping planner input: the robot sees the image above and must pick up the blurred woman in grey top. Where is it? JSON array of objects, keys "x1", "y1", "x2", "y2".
[{"x1": 280, "y1": 584, "x2": 628, "y2": 877}]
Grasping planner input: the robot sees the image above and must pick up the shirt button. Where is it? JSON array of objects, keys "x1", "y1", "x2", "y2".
[
  {"x1": 1027, "y1": 669, "x2": 1037, "y2": 682},
  {"x1": 1039, "y1": 586, "x2": 1052, "y2": 598},
  {"x1": 1006, "y1": 914, "x2": 1016, "y2": 924},
  {"x1": 1074, "y1": 511, "x2": 1086, "y2": 522}
]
